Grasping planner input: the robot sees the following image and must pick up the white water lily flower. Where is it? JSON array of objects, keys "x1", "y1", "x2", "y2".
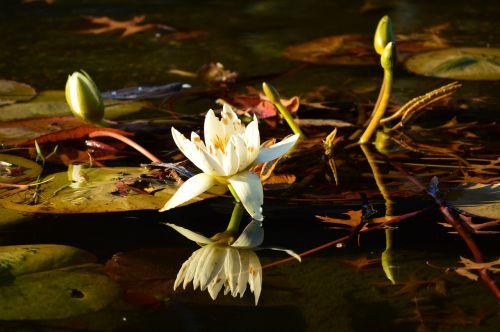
[
  {"x1": 166, "y1": 221, "x2": 301, "y2": 305},
  {"x1": 160, "y1": 104, "x2": 299, "y2": 220}
]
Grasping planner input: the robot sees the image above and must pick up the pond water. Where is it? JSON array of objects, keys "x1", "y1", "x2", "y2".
[{"x1": 1, "y1": 0, "x2": 499, "y2": 331}]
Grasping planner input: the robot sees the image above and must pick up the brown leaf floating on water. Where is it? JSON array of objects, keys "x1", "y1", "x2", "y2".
[{"x1": 80, "y1": 16, "x2": 173, "y2": 37}]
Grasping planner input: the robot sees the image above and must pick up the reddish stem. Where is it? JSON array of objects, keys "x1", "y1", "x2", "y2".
[
  {"x1": 88, "y1": 130, "x2": 162, "y2": 163},
  {"x1": 390, "y1": 161, "x2": 500, "y2": 300}
]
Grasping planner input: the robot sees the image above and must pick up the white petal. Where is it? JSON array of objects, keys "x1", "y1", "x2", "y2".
[
  {"x1": 222, "y1": 140, "x2": 239, "y2": 176},
  {"x1": 247, "y1": 251, "x2": 262, "y2": 305},
  {"x1": 172, "y1": 127, "x2": 224, "y2": 175},
  {"x1": 207, "y1": 277, "x2": 224, "y2": 300},
  {"x1": 164, "y1": 223, "x2": 213, "y2": 245},
  {"x1": 159, "y1": 173, "x2": 216, "y2": 212},
  {"x1": 255, "y1": 134, "x2": 299, "y2": 164},
  {"x1": 182, "y1": 249, "x2": 203, "y2": 289},
  {"x1": 231, "y1": 135, "x2": 249, "y2": 172},
  {"x1": 237, "y1": 250, "x2": 250, "y2": 297},
  {"x1": 225, "y1": 248, "x2": 240, "y2": 296},
  {"x1": 173, "y1": 256, "x2": 192, "y2": 290},
  {"x1": 200, "y1": 246, "x2": 226, "y2": 291},
  {"x1": 192, "y1": 246, "x2": 213, "y2": 290},
  {"x1": 204, "y1": 109, "x2": 224, "y2": 146},
  {"x1": 262, "y1": 247, "x2": 302, "y2": 262},
  {"x1": 231, "y1": 220, "x2": 264, "y2": 249},
  {"x1": 244, "y1": 115, "x2": 260, "y2": 163},
  {"x1": 228, "y1": 171, "x2": 264, "y2": 221}
]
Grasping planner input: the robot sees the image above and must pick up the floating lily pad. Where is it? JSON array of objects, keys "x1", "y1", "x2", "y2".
[
  {"x1": 283, "y1": 34, "x2": 378, "y2": 65},
  {"x1": 0, "y1": 263, "x2": 121, "y2": 320},
  {"x1": 0, "y1": 209, "x2": 32, "y2": 228},
  {"x1": 0, "y1": 80, "x2": 36, "y2": 105},
  {"x1": 0, "y1": 167, "x2": 217, "y2": 213},
  {"x1": 0, "y1": 153, "x2": 42, "y2": 183},
  {"x1": 405, "y1": 48, "x2": 500, "y2": 80},
  {"x1": 283, "y1": 32, "x2": 449, "y2": 65},
  {"x1": 0, "y1": 244, "x2": 96, "y2": 279},
  {"x1": 0, "y1": 90, "x2": 149, "y2": 122},
  {"x1": 447, "y1": 183, "x2": 500, "y2": 219},
  {"x1": 0, "y1": 244, "x2": 119, "y2": 320}
]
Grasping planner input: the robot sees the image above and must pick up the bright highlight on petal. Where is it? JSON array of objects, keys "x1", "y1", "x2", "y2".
[
  {"x1": 228, "y1": 171, "x2": 264, "y2": 221},
  {"x1": 256, "y1": 133, "x2": 299, "y2": 164},
  {"x1": 159, "y1": 173, "x2": 216, "y2": 212},
  {"x1": 164, "y1": 103, "x2": 299, "y2": 221}
]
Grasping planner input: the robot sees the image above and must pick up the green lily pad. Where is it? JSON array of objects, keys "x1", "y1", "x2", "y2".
[
  {"x1": 0, "y1": 244, "x2": 96, "y2": 279},
  {"x1": 0, "y1": 263, "x2": 121, "y2": 320},
  {"x1": 447, "y1": 183, "x2": 500, "y2": 219},
  {"x1": 0, "y1": 208, "x2": 32, "y2": 228},
  {"x1": 0, "y1": 80, "x2": 36, "y2": 105},
  {"x1": 0, "y1": 167, "x2": 217, "y2": 213},
  {"x1": 0, "y1": 153, "x2": 42, "y2": 184},
  {"x1": 0, "y1": 90, "x2": 148, "y2": 122},
  {"x1": 405, "y1": 48, "x2": 500, "y2": 80}
]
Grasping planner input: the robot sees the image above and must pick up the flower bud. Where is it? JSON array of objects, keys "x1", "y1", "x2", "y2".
[
  {"x1": 65, "y1": 70, "x2": 104, "y2": 123},
  {"x1": 380, "y1": 42, "x2": 396, "y2": 70},
  {"x1": 374, "y1": 15, "x2": 394, "y2": 55}
]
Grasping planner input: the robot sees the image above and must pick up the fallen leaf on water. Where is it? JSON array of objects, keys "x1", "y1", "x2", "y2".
[
  {"x1": 337, "y1": 256, "x2": 380, "y2": 272},
  {"x1": 454, "y1": 256, "x2": 500, "y2": 281},
  {"x1": 219, "y1": 88, "x2": 299, "y2": 119},
  {"x1": 80, "y1": 15, "x2": 172, "y2": 37}
]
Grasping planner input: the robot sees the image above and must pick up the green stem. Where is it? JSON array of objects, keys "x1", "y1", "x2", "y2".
[
  {"x1": 226, "y1": 202, "x2": 244, "y2": 234},
  {"x1": 275, "y1": 102, "x2": 305, "y2": 138},
  {"x1": 359, "y1": 69, "x2": 393, "y2": 144},
  {"x1": 227, "y1": 183, "x2": 241, "y2": 203}
]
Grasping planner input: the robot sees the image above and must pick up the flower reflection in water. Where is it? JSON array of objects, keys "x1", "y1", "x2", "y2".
[{"x1": 166, "y1": 220, "x2": 300, "y2": 305}]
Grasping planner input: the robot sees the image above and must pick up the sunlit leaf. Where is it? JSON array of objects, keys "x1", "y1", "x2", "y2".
[
  {"x1": 0, "y1": 153, "x2": 42, "y2": 184},
  {"x1": 0, "y1": 90, "x2": 148, "y2": 122},
  {"x1": 405, "y1": 48, "x2": 500, "y2": 80},
  {"x1": 0, "y1": 80, "x2": 36, "y2": 105},
  {"x1": 447, "y1": 183, "x2": 500, "y2": 219},
  {"x1": 0, "y1": 167, "x2": 216, "y2": 213}
]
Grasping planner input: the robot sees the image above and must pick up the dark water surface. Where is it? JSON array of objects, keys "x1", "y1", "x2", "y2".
[{"x1": 1, "y1": 0, "x2": 499, "y2": 331}]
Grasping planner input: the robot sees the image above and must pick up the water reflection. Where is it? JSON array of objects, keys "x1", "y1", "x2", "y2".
[{"x1": 166, "y1": 207, "x2": 300, "y2": 305}]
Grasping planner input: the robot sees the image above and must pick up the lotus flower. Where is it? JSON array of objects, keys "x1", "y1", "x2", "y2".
[
  {"x1": 160, "y1": 104, "x2": 299, "y2": 220},
  {"x1": 65, "y1": 70, "x2": 104, "y2": 123},
  {"x1": 166, "y1": 220, "x2": 300, "y2": 305}
]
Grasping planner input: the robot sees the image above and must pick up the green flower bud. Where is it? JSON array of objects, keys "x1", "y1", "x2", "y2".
[
  {"x1": 65, "y1": 70, "x2": 104, "y2": 123},
  {"x1": 262, "y1": 82, "x2": 281, "y2": 104},
  {"x1": 380, "y1": 42, "x2": 396, "y2": 70},
  {"x1": 374, "y1": 15, "x2": 394, "y2": 55}
]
